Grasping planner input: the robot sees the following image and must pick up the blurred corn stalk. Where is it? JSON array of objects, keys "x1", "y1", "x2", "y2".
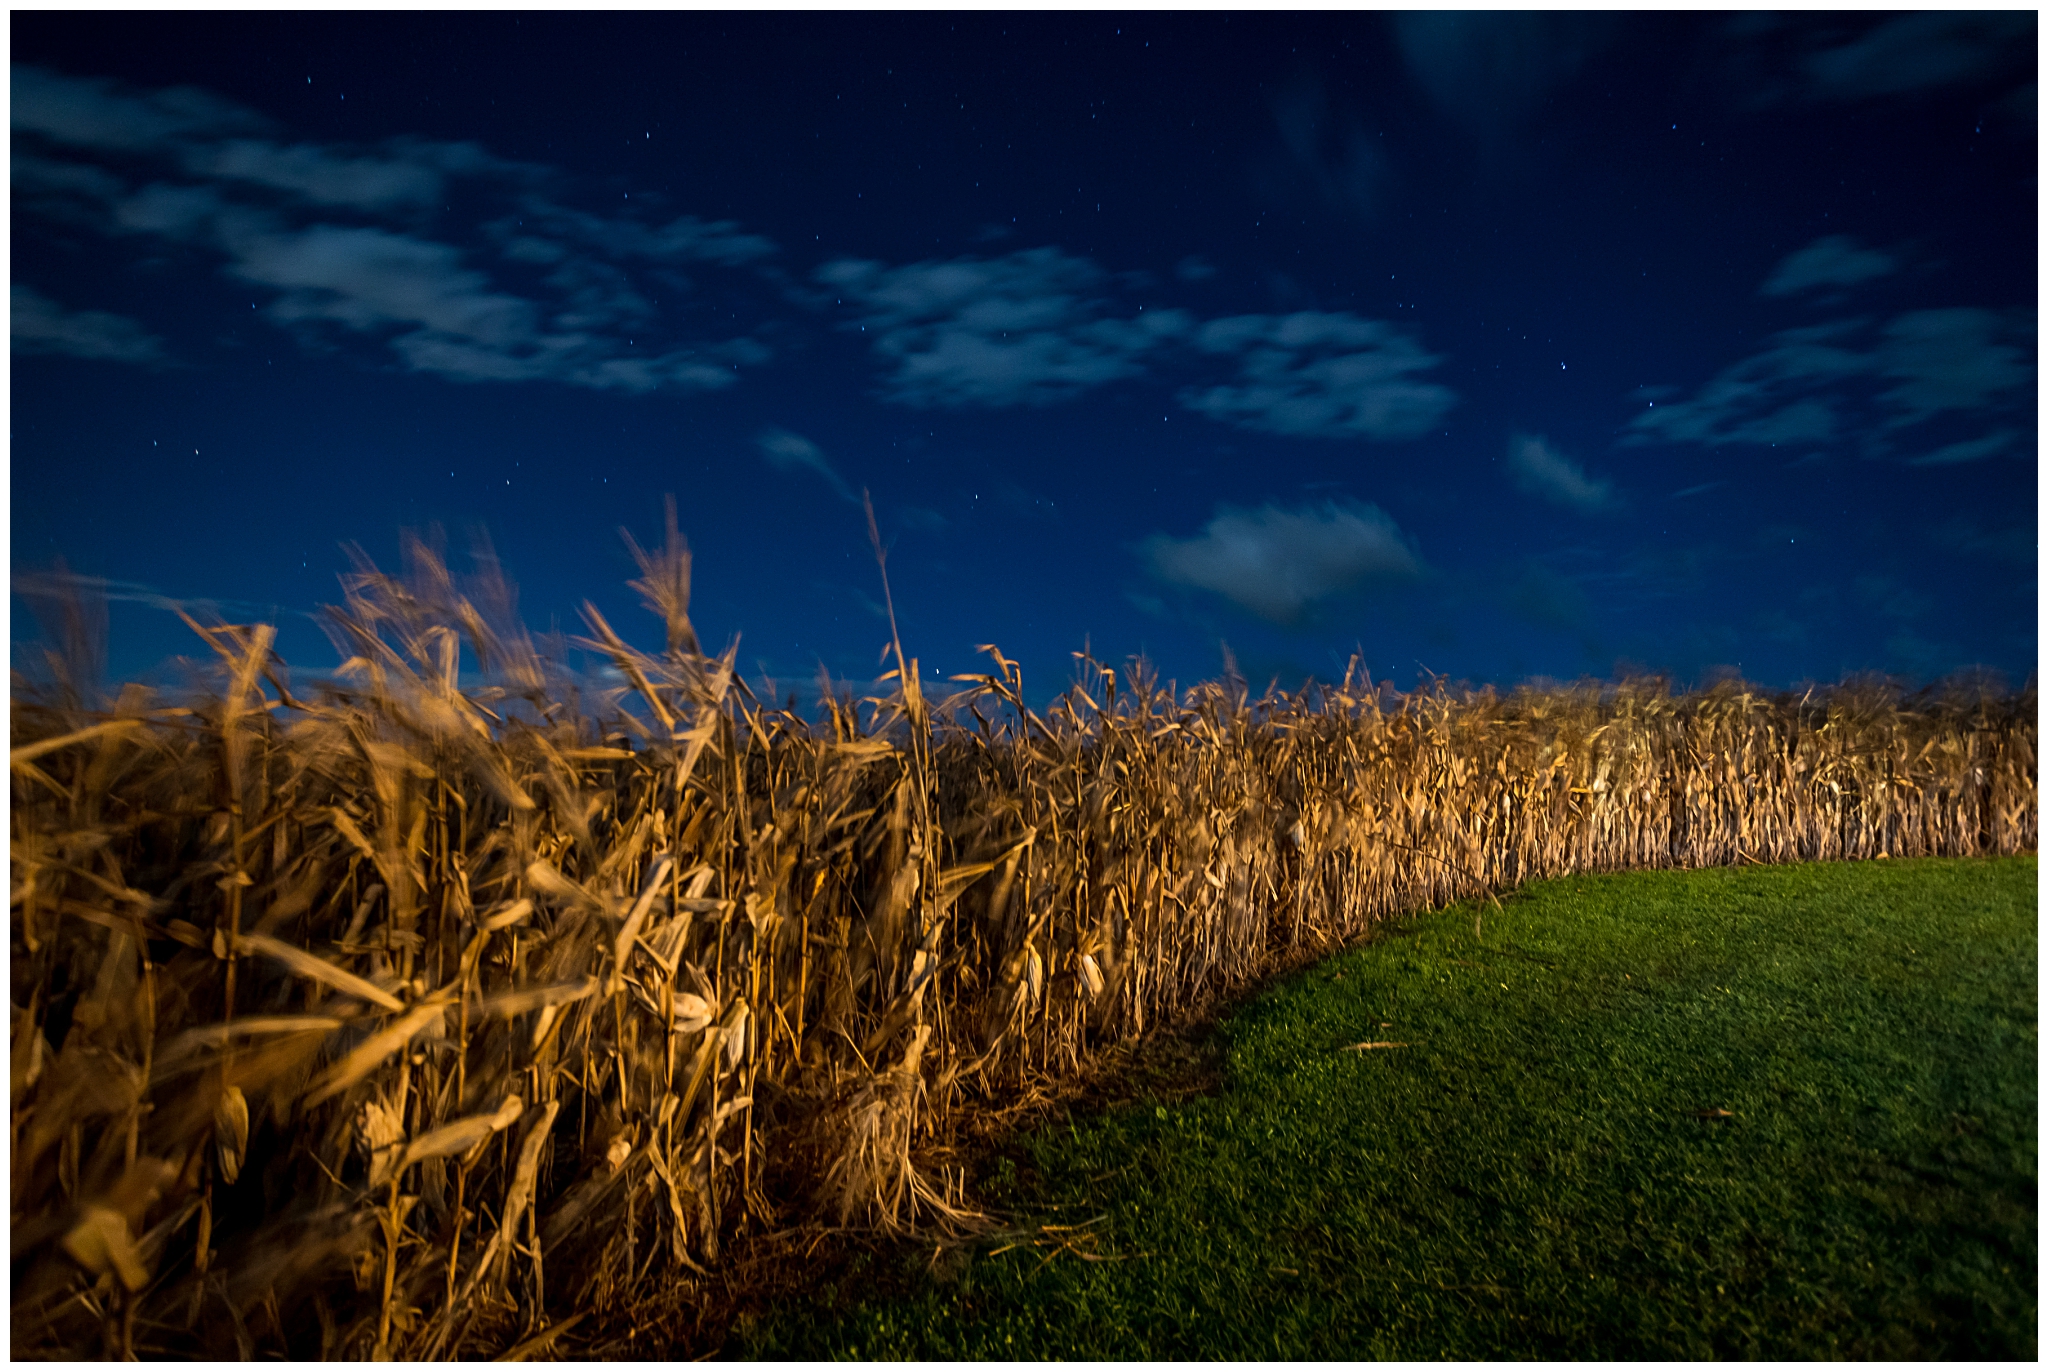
[{"x1": 10, "y1": 519, "x2": 2036, "y2": 1357}]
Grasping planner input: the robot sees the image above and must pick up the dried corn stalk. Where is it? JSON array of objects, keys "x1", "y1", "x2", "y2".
[{"x1": 10, "y1": 524, "x2": 2034, "y2": 1358}]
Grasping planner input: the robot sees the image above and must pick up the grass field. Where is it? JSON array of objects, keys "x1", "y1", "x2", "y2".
[{"x1": 732, "y1": 855, "x2": 2038, "y2": 1360}]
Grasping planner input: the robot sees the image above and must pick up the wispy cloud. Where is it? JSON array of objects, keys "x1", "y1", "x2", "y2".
[
  {"x1": 184, "y1": 139, "x2": 450, "y2": 212},
  {"x1": 15, "y1": 65, "x2": 534, "y2": 214},
  {"x1": 755, "y1": 427, "x2": 855, "y2": 502},
  {"x1": 1625, "y1": 319, "x2": 1857, "y2": 447},
  {"x1": 818, "y1": 247, "x2": 1191, "y2": 407},
  {"x1": 490, "y1": 199, "x2": 776, "y2": 267},
  {"x1": 1718, "y1": 13, "x2": 2036, "y2": 120},
  {"x1": 11, "y1": 63, "x2": 262, "y2": 150},
  {"x1": 235, "y1": 219, "x2": 535, "y2": 340},
  {"x1": 11, "y1": 284, "x2": 168, "y2": 364},
  {"x1": 1182, "y1": 312, "x2": 1456, "y2": 440},
  {"x1": 894, "y1": 506, "x2": 949, "y2": 533},
  {"x1": 1906, "y1": 429, "x2": 2020, "y2": 467},
  {"x1": 13, "y1": 153, "x2": 139, "y2": 230},
  {"x1": 1626, "y1": 309, "x2": 2033, "y2": 453},
  {"x1": 11, "y1": 64, "x2": 778, "y2": 394},
  {"x1": 1141, "y1": 498, "x2": 1422, "y2": 623},
  {"x1": 1875, "y1": 310, "x2": 2033, "y2": 427},
  {"x1": 1803, "y1": 13, "x2": 2035, "y2": 101},
  {"x1": 1393, "y1": 12, "x2": 1618, "y2": 142},
  {"x1": 206, "y1": 207, "x2": 755, "y2": 392},
  {"x1": 1760, "y1": 234, "x2": 1897, "y2": 297},
  {"x1": 814, "y1": 252, "x2": 1452, "y2": 432},
  {"x1": 1932, "y1": 515, "x2": 2035, "y2": 566},
  {"x1": 1505, "y1": 434, "x2": 1619, "y2": 513},
  {"x1": 1268, "y1": 76, "x2": 1393, "y2": 218}
]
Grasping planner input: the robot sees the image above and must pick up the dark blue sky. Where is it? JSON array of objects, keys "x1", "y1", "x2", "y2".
[{"x1": 11, "y1": 11, "x2": 2038, "y2": 702}]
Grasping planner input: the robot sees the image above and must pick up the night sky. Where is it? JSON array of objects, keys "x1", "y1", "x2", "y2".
[{"x1": 11, "y1": 11, "x2": 2039, "y2": 703}]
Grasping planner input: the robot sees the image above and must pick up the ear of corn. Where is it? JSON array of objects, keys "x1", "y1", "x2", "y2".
[{"x1": 10, "y1": 524, "x2": 2034, "y2": 1357}]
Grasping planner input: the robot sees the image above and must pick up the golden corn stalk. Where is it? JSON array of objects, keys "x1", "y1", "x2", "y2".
[{"x1": 9, "y1": 523, "x2": 2036, "y2": 1357}]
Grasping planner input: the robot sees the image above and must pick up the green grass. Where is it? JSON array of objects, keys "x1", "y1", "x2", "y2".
[{"x1": 731, "y1": 856, "x2": 2038, "y2": 1360}]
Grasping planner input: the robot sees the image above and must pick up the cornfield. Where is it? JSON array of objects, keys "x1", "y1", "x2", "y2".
[{"x1": 11, "y1": 516, "x2": 2036, "y2": 1358}]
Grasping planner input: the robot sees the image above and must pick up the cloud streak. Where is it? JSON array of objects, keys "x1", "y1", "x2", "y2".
[
  {"x1": 1268, "y1": 76, "x2": 1393, "y2": 218},
  {"x1": 1874, "y1": 309, "x2": 2033, "y2": 427},
  {"x1": 1760, "y1": 235, "x2": 1897, "y2": 297},
  {"x1": 11, "y1": 284, "x2": 168, "y2": 364},
  {"x1": 1141, "y1": 499, "x2": 1422, "y2": 623},
  {"x1": 491, "y1": 199, "x2": 777, "y2": 267},
  {"x1": 11, "y1": 64, "x2": 778, "y2": 394},
  {"x1": 755, "y1": 427, "x2": 856, "y2": 502},
  {"x1": 1505, "y1": 434, "x2": 1619, "y2": 513},
  {"x1": 1906, "y1": 430, "x2": 2020, "y2": 467},
  {"x1": 11, "y1": 64, "x2": 263, "y2": 150},
  {"x1": 818, "y1": 247, "x2": 1191, "y2": 408},
  {"x1": 1182, "y1": 312, "x2": 1457, "y2": 440},
  {"x1": 1803, "y1": 13, "x2": 2035, "y2": 101},
  {"x1": 1394, "y1": 12, "x2": 1618, "y2": 142},
  {"x1": 1932, "y1": 515, "x2": 2035, "y2": 566},
  {"x1": 1626, "y1": 309, "x2": 2033, "y2": 454}
]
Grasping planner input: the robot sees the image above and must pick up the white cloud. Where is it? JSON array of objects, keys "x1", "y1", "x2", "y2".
[
  {"x1": 1760, "y1": 235, "x2": 1897, "y2": 297},
  {"x1": 756, "y1": 427, "x2": 855, "y2": 501},
  {"x1": 388, "y1": 332, "x2": 748, "y2": 393},
  {"x1": 202, "y1": 213, "x2": 754, "y2": 394},
  {"x1": 1181, "y1": 312, "x2": 1456, "y2": 440},
  {"x1": 496, "y1": 200, "x2": 776, "y2": 267},
  {"x1": 236, "y1": 223, "x2": 536, "y2": 341},
  {"x1": 1125, "y1": 588, "x2": 1169, "y2": 618},
  {"x1": 1505, "y1": 435, "x2": 1618, "y2": 513},
  {"x1": 1627, "y1": 319, "x2": 1864, "y2": 447},
  {"x1": 11, "y1": 154, "x2": 128, "y2": 219},
  {"x1": 112, "y1": 180, "x2": 243, "y2": 239},
  {"x1": 1141, "y1": 499, "x2": 1422, "y2": 623},
  {"x1": 1625, "y1": 310, "x2": 2033, "y2": 452},
  {"x1": 184, "y1": 139, "x2": 447, "y2": 212},
  {"x1": 11, "y1": 64, "x2": 263, "y2": 149},
  {"x1": 535, "y1": 257, "x2": 659, "y2": 333},
  {"x1": 1875, "y1": 309, "x2": 2033, "y2": 427},
  {"x1": 11, "y1": 284, "x2": 167, "y2": 364},
  {"x1": 818, "y1": 247, "x2": 1190, "y2": 407},
  {"x1": 16, "y1": 67, "x2": 538, "y2": 216},
  {"x1": 12, "y1": 65, "x2": 779, "y2": 397}
]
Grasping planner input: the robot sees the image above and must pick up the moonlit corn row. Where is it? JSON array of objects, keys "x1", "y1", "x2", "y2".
[{"x1": 11, "y1": 519, "x2": 2033, "y2": 1358}]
